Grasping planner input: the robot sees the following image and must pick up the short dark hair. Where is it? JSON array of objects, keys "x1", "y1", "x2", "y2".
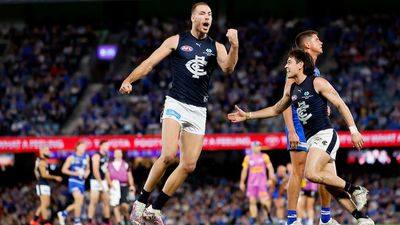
[
  {"x1": 99, "y1": 140, "x2": 108, "y2": 146},
  {"x1": 288, "y1": 49, "x2": 315, "y2": 76},
  {"x1": 295, "y1": 30, "x2": 318, "y2": 49},
  {"x1": 191, "y1": 2, "x2": 210, "y2": 15}
]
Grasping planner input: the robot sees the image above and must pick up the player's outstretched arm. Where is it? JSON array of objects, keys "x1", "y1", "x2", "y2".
[
  {"x1": 119, "y1": 35, "x2": 179, "y2": 94},
  {"x1": 227, "y1": 81, "x2": 292, "y2": 122},
  {"x1": 314, "y1": 77, "x2": 364, "y2": 150},
  {"x1": 216, "y1": 29, "x2": 238, "y2": 74}
]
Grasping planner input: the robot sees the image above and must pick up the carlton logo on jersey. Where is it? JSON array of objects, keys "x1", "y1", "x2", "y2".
[
  {"x1": 297, "y1": 101, "x2": 312, "y2": 124},
  {"x1": 185, "y1": 55, "x2": 208, "y2": 78}
]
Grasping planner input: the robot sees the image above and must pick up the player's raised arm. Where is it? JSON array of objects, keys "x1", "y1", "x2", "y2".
[
  {"x1": 227, "y1": 81, "x2": 293, "y2": 122},
  {"x1": 314, "y1": 77, "x2": 364, "y2": 150},
  {"x1": 119, "y1": 35, "x2": 179, "y2": 94},
  {"x1": 216, "y1": 29, "x2": 238, "y2": 74}
]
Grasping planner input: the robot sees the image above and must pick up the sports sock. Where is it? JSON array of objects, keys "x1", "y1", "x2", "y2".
[
  {"x1": 152, "y1": 191, "x2": 171, "y2": 210},
  {"x1": 137, "y1": 189, "x2": 151, "y2": 204},
  {"x1": 321, "y1": 207, "x2": 331, "y2": 223},
  {"x1": 287, "y1": 210, "x2": 297, "y2": 225}
]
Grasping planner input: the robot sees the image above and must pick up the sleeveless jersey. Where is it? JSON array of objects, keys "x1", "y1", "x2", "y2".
[
  {"x1": 34, "y1": 157, "x2": 49, "y2": 185},
  {"x1": 290, "y1": 76, "x2": 332, "y2": 139},
  {"x1": 168, "y1": 32, "x2": 218, "y2": 107},
  {"x1": 290, "y1": 68, "x2": 320, "y2": 129},
  {"x1": 68, "y1": 153, "x2": 88, "y2": 184},
  {"x1": 91, "y1": 152, "x2": 109, "y2": 180},
  {"x1": 242, "y1": 153, "x2": 270, "y2": 187}
]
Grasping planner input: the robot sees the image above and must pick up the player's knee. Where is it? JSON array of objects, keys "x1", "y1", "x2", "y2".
[
  {"x1": 292, "y1": 166, "x2": 305, "y2": 177},
  {"x1": 159, "y1": 154, "x2": 176, "y2": 165},
  {"x1": 180, "y1": 162, "x2": 197, "y2": 173},
  {"x1": 304, "y1": 170, "x2": 319, "y2": 183}
]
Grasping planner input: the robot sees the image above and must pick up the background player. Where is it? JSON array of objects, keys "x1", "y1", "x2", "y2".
[
  {"x1": 88, "y1": 140, "x2": 111, "y2": 225},
  {"x1": 119, "y1": 2, "x2": 238, "y2": 224},
  {"x1": 271, "y1": 165, "x2": 289, "y2": 225},
  {"x1": 107, "y1": 149, "x2": 136, "y2": 225},
  {"x1": 297, "y1": 179, "x2": 318, "y2": 225},
  {"x1": 31, "y1": 147, "x2": 63, "y2": 225},
  {"x1": 239, "y1": 141, "x2": 274, "y2": 225},
  {"x1": 57, "y1": 142, "x2": 90, "y2": 225}
]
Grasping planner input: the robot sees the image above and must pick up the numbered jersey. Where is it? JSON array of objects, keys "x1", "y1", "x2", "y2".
[
  {"x1": 168, "y1": 32, "x2": 218, "y2": 107},
  {"x1": 290, "y1": 76, "x2": 332, "y2": 139}
]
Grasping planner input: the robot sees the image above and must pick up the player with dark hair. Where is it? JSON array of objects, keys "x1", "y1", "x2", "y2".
[
  {"x1": 119, "y1": 2, "x2": 238, "y2": 224},
  {"x1": 88, "y1": 140, "x2": 111, "y2": 225},
  {"x1": 228, "y1": 49, "x2": 374, "y2": 225},
  {"x1": 283, "y1": 30, "x2": 337, "y2": 225}
]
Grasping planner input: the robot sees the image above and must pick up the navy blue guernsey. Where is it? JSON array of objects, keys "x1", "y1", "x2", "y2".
[
  {"x1": 34, "y1": 157, "x2": 49, "y2": 185},
  {"x1": 290, "y1": 76, "x2": 332, "y2": 139},
  {"x1": 91, "y1": 153, "x2": 109, "y2": 180},
  {"x1": 168, "y1": 32, "x2": 218, "y2": 107}
]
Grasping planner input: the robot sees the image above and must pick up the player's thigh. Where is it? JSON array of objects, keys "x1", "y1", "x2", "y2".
[
  {"x1": 274, "y1": 197, "x2": 284, "y2": 207},
  {"x1": 161, "y1": 118, "x2": 181, "y2": 156},
  {"x1": 180, "y1": 131, "x2": 204, "y2": 164},
  {"x1": 260, "y1": 196, "x2": 271, "y2": 207},
  {"x1": 306, "y1": 196, "x2": 316, "y2": 209},
  {"x1": 322, "y1": 161, "x2": 337, "y2": 176},
  {"x1": 89, "y1": 189, "x2": 100, "y2": 203},
  {"x1": 249, "y1": 196, "x2": 257, "y2": 205},
  {"x1": 305, "y1": 147, "x2": 331, "y2": 173},
  {"x1": 120, "y1": 203, "x2": 129, "y2": 212},
  {"x1": 39, "y1": 194, "x2": 51, "y2": 206},
  {"x1": 101, "y1": 190, "x2": 110, "y2": 203}
]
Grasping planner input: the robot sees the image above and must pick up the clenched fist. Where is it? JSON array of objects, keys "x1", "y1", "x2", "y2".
[
  {"x1": 119, "y1": 81, "x2": 133, "y2": 94},
  {"x1": 226, "y1": 29, "x2": 238, "y2": 47}
]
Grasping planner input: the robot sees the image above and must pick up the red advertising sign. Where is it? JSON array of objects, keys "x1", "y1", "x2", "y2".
[{"x1": 0, "y1": 130, "x2": 399, "y2": 153}]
